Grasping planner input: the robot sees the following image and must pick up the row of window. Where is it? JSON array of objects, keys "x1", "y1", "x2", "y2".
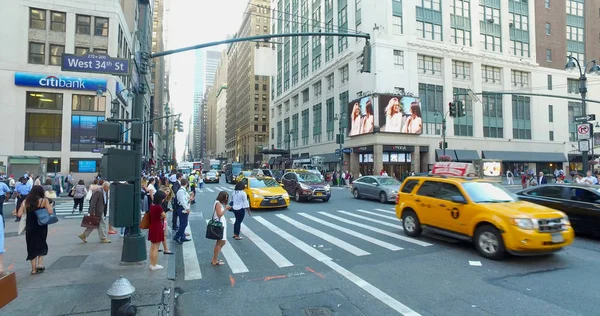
[
  {"x1": 30, "y1": 8, "x2": 109, "y2": 36},
  {"x1": 28, "y1": 42, "x2": 107, "y2": 65},
  {"x1": 26, "y1": 91, "x2": 106, "y2": 112}
]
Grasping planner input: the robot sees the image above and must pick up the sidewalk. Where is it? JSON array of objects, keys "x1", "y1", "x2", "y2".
[{"x1": 1, "y1": 215, "x2": 172, "y2": 315}]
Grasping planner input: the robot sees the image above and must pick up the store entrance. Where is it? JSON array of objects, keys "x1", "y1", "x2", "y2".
[{"x1": 383, "y1": 163, "x2": 411, "y2": 180}]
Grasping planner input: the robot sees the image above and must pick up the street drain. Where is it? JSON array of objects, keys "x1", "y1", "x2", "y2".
[{"x1": 302, "y1": 307, "x2": 332, "y2": 316}]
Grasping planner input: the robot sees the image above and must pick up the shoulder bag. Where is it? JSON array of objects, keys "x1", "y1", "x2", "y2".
[
  {"x1": 140, "y1": 211, "x2": 151, "y2": 229},
  {"x1": 205, "y1": 203, "x2": 224, "y2": 240},
  {"x1": 34, "y1": 199, "x2": 59, "y2": 226}
]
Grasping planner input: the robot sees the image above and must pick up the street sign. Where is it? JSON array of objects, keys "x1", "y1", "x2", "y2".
[
  {"x1": 335, "y1": 149, "x2": 342, "y2": 154},
  {"x1": 61, "y1": 53, "x2": 130, "y2": 76},
  {"x1": 342, "y1": 148, "x2": 352, "y2": 154},
  {"x1": 579, "y1": 140, "x2": 590, "y2": 152},
  {"x1": 577, "y1": 123, "x2": 592, "y2": 140},
  {"x1": 575, "y1": 114, "x2": 596, "y2": 122}
]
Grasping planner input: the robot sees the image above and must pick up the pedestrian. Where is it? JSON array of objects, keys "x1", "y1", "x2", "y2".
[
  {"x1": 16, "y1": 185, "x2": 54, "y2": 275},
  {"x1": 172, "y1": 179, "x2": 191, "y2": 244},
  {"x1": 0, "y1": 180, "x2": 10, "y2": 227},
  {"x1": 78, "y1": 182, "x2": 111, "y2": 244},
  {"x1": 158, "y1": 185, "x2": 173, "y2": 255},
  {"x1": 148, "y1": 190, "x2": 168, "y2": 270},
  {"x1": 211, "y1": 191, "x2": 231, "y2": 266},
  {"x1": 141, "y1": 178, "x2": 149, "y2": 213},
  {"x1": 188, "y1": 173, "x2": 196, "y2": 204},
  {"x1": 147, "y1": 177, "x2": 157, "y2": 208},
  {"x1": 13, "y1": 177, "x2": 30, "y2": 222},
  {"x1": 506, "y1": 170, "x2": 514, "y2": 185},
  {"x1": 171, "y1": 173, "x2": 183, "y2": 231},
  {"x1": 230, "y1": 182, "x2": 250, "y2": 240},
  {"x1": 71, "y1": 180, "x2": 87, "y2": 214},
  {"x1": 0, "y1": 214, "x2": 4, "y2": 274}
]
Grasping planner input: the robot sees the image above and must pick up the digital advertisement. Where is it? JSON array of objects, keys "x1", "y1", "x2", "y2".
[
  {"x1": 347, "y1": 96, "x2": 374, "y2": 136},
  {"x1": 378, "y1": 94, "x2": 423, "y2": 134},
  {"x1": 483, "y1": 161, "x2": 502, "y2": 177},
  {"x1": 71, "y1": 116, "x2": 105, "y2": 151},
  {"x1": 78, "y1": 160, "x2": 97, "y2": 173}
]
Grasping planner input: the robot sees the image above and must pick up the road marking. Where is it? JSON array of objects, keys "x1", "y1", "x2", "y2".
[
  {"x1": 254, "y1": 216, "x2": 421, "y2": 316},
  {"x1": 254, "y1": 216, "x2": 331, "y2": 262},
  {"x1": 276, "y1": 214, "x2": 370, "y2": 256},
  {"x1": 319, "y1": 212, "x2": 433, "y2": 247},
  {"x1": 205, "y1": 187, "x2": 214, "y2": 193},
  {"x1": 374, "y1": 208, "x2": 397, "y2": 215},
  {"x1": 206, "y1": 219, "x2": 249, "y2": 274},
  {"x1": 228, "y1": 218, "x2": 293, "y2": 268},
  {"x1": 222, "y1": 187, "x2": 233, "y2": 191},
  {"x1": 338, "y1": 211, "x2": 404, "y2": 229},
  {"x1": 356, "y1": 209, "x2": 398, "y2": 221},
  {"x1": 183, "y1": 225, "x2": 202, "y2": 280},
  {"x1": 298, "y1": 213, "x2": 403, "y2": 251}
]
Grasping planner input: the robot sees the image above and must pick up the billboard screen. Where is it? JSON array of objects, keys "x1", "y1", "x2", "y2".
[
  {"x1": 378, "y1": 94, "x2": 422, "y2": 134},
  {"x1": 348, "y1": 95, "x2": 374, "y2": 136}
]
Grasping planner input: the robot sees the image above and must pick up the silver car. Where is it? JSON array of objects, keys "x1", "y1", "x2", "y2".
[{"x1": 351, "y1": 176, "x2": 401, "y2": 203}]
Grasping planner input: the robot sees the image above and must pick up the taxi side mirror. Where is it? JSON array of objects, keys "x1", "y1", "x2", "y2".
[
  {"x1": 451, "y1": 196, "x2": 467, "y2": 204},
  {"x1": 280, "y1": 183, "x2": 284, "y2": 187}
]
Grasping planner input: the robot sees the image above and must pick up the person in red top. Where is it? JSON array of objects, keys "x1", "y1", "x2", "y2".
[{"x1": 148, "y1": 190, "x2": 167, "y2": 270}]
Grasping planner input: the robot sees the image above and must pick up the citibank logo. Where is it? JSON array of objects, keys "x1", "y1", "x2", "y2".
[
  {"x1": 14, "y1": 72, "x2": 107, "y2": 91},
  {"x1": 39, "y1": 75, "x2": 86, "y2": 89}
]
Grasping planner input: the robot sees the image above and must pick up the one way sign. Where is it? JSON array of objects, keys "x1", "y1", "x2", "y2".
[{"x1": 574, "y1": 114, "x2": 596, "y2": 122}]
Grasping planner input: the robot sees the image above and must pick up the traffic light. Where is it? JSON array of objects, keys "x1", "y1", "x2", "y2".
[
  {"x1": 175, "y1": 118, "x2": 184, "y2": 133},
  {"x1": 359, "y1": 40, "x2": 371, "y2": 73},
  {"x1": 439, "y1": 141, "x2": 443, "y2": 149},
  {"x1": 456, "y1": 100, "x2": 466, "y2": 117},
  {"x1": 448, "y1": 102, "x2": 456, "y2": 117}
]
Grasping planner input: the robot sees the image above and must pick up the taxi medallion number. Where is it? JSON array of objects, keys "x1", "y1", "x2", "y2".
[{"x1": 551, "y1": 233, "x2": 564, "y2": 243}]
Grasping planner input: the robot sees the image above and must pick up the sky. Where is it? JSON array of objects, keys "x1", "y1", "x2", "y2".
[{"x1": 165, "y1": 0, "x2": 247, "y2": 160}]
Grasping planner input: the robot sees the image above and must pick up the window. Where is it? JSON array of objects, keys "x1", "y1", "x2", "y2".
[
  {"x1": 313, "y1": 103, "x2": 322, "y2": 143},
  {"x1": 509, "y1": 13, "x2": 528, "y2": 31},
  {"x1": 566, "y1": 0, "x2": 584, "y2": 17},
  {"x1": 401, "y1": 180, "x2": 419, "y2": 193},
  {"x1": 479, "y1": 5, "x2": 500, "y2": 24},
  {"x1": 340, "y1": 65, "x2": 349, "y2": 83},
  {"x1": 511, "y1": 70, "x2": 529, "y2": 87},
  {"x1": 271, "y1": 127, "x2": 275, "y2": 139},
  {"x1": 547, "y1": 75, "x2": 553, "y2": 90},
  {"x1": 72, "y1": 95, "x2": 106, "y2": 112},
  {"x1": 326, "y1": 98, "x2": 335, "y2": 140},
  {"x1": 418, "y1": 83, "x2": 444, "y2": 135},
  {"x1": 276, "y1": 121, "x2": 282, "y2": 146},
  {"x1": 417, "y1": 55, "x2": 442, "y2": 75},
  {"x1": 314, "y1": 81, "x2": 322, "y2": 96},
  {"x1": 302, "y1": 88, "x2": 309, "y2": 103},
  {"x1": 548, "y1": 105, "x2": 554, "y2": 122},
  {"x1": 451, "y1": 28, "x2": 472, "y2": 46},
  {"x1": 453, "y1": 88, "x2": 473, "y2": 137},
  {"x1": 416, "y1": 181, "x2": 439, "y2": 197},
  {"x1": 545, "y1": 0, "x2": 550, "y2": 8},
  {"x1": 567, "y1": 79, "x2": 579, "y2": 94},
  {"x1": 301, "y1": 109, "x2": 309, "y2": 145},
  {"x1": 549, "y1": 131, "x2": 554, "y2": 141},
  {"x1": 326, "y1": 73, "x2": 334, "y2": 90},
  {"x1": 25, "y1": 113, "x2": 62, "y2": 151},
  {"x1": 27, "y1": 91, "x2": 63, "y2": 110},
  {"x1": 481, "y1": 34, "x2": 502, "y2": 52},
  {"x1": 71, "y1": 116, "x2": 105, "y2": 151},
  {"x1": 452, "y1": 60, "x2": 471, "y2": 80},
  {"x1": 451, "y1": 0, "x2": 470, "y2": 18},
  {"x1": 392, "y1": 16, "x2": 402, "y2": 34},
  {"x1": 416, "y1": 21, "x2": 442, "y2": 41},
  {"x1": 566, "y1": 25, "x2": 584, "y2": 42},
  {"x1": 512, "y1": 96, "x2": 531, "y2": 140},
  {"x1": 94, "y1": 17, "x2": 109, "y2": 36},
  {"x1": 545, "y1": 23, "x2": 551, "y2": 35},
  {"x1": 30, "y1": 8, "x2": 46, "y2": 29},
  {"x1": 393, "y1": 50, "x2": 404, "y2": 69},
  {"x1": 94, "y1": 48, "x2": 108, "y2": 54},
  {"x1": 438, "y1": 183, "x2": 464, "y2": 201},
  {"x1": 76, "y1": 15, "x2": 91, "y2": 34},
  {"x1": 568, "y1": 52, "x2": 585, "y2": 64},
  {"x1": 546, "y1": 49, "x2": 552, "y2": 62},
  {"x1": 75, "y1": 47, "x2": 89, "y2": 56},
  {"x1": 509, "y1": 40, "x2": 529, "y2": 57},
  {"x1": 482, "y1": 94, "x2": 503, "y2": 138},
  {"x1": 49, "y1": 45, "x2": 64, "y2": 66},
  {"x1": 481, "y1": 65, "x2": 501, "y2": 84},
  {"x1": 568, "y1": 101, "x2": 583, "y2": 141},
  {"x1": 394, "y1": 87, "x2": 405, "y2": 94},
  {"x1": 421, "y1": 0, "x2": 441, "y2": 11},
  {"x1": 50, "y1": 11, "x2": 66, "y2": 32},
  {"x1": 28, "y1": 42, "x2": 45, "y2": 64}
]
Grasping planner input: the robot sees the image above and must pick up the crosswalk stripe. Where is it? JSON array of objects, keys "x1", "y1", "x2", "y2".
[
  {"x1": 374, "y1": 208, "x2": 397, "y2": 215},
  {"x1": 356, "y1": 209, "x2": 399, "y2": 221},
  {"x1": 183, "y1": 225, "x2": 202, "y2": 280},
  {"x1": 298, "y1": 213, "x2": 403, "y2": 251},
  {"x1": 205, "y1": 187, "x2": 214, "y2": 193},
  {"x1": 206, "y1": 219, "x2": 249, "y2": 274},
  {"x1": 228, "y1": 218, "x2": 293, "y2": 268},
  {"x1": 319, "y1": 212, "x2": 433, "y2": 247},
  {"x1": 255, "y1": 216, "x2": 420, "y2": 315},
  {"x1": 222, "y1": 187, "x2": 233, "y2": 191},
  {"x1": 338, "y1": 211, "x2": 404, "y2": 230},
  {"x1": 276, "y1": 214, "x2": 370, "y2": 256}
]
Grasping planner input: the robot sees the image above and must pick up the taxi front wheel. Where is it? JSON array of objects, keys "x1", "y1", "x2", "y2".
[
  {"x1": 401, "y1": 210, "x2": 422, "y2": 237},
  {"x1": 474, "y1": 225, "x2": 505, "y2": 260}
]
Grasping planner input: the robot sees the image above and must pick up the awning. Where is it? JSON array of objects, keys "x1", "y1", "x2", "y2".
[
  {"x1": 268, "y1": 157, "x2": 276, "y2": 165},
  {"x1": 319, "y1": 153, "x2": 339, "y2": 163},
  {"x1": 483, "y1": 151, "x2": 567, "y2": 162},
  {"x1": 435, "y1": 149, "x2": 458, "y2": 161},
  {"x1": 454, "y1": 150, "x2": 480, "y2": 162},
  {"x1": 568, "y1": 154, "x2": 599, "y2": 163}
]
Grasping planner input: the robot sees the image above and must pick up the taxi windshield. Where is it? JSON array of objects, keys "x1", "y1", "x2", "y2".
[
  {"x1": 207, "y1": 172, "x2": 216, "y2": 176},
  {"x1": 297, "y1": 172, "x2": 322, "y2": 182},
  {"x1": 461, "y1": 182, "x2": 516, "y2": 203},
  {"x1": 242, "y1": 171, "x2": 252, "y2": 176},
  {"x1": 379, "y1": 177, "x2": 401, "y2": 185},
  {"x1": 249, "y1": 178, "x2": 280, "y2": 188}
]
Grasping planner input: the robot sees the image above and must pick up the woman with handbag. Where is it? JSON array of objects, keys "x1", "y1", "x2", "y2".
[
  {"x1": 16, "y1": 185, "x2": 54, "y2": 275},
  {"x1": 71, "y1": 180, "x2": 87, "y2": 214},
  {"x1": 211, "y1": 191, "x2": 231, "y2": 266},
  {"x1": 230, "y1": 182, "x2": 250, "y2": 240},
  {"x1": 148, "y1": 190, "x2": 168, "y2": 270}
]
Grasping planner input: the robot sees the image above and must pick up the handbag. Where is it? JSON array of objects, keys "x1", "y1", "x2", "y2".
[
  {"x1": 80, "y1": 215, "x2": 100, "y2": 228},
  {"x1": 139, "y1": 211, "x2": 150, "y2": 229},
  {"x1": 45, "y1": 190, "x2": 57, "y2": 199},
  {"x1": 34, "y1": 208, "x2": 59, "y2": 226},
  {"x1": 205, "y1": 205, "x2": 224, "y2": 240},
  {"x1": 67, "y1": 188, "x2": 75, "y2": 197}
]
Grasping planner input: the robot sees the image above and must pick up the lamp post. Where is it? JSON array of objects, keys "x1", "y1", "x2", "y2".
[
  {"x1": 53, "y1": 159, "x2": 58, "y2": 175},
  {"x1": 334, "y1": 112, "x2": 347, "y2": 169},
  {"x1": 565, "y1": 56, "x2": 600, "y2": 173}
]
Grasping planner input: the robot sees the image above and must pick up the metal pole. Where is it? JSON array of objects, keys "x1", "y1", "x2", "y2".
[
  {"x1": 339, "y1": 119, "x2": 343, "y2": 169},
  {"x1": 442, "y1": 117, "x2": 447, "y2": 156},
  {"x1": 580, "y1": 73, "x2": 589, "y2": 174}
]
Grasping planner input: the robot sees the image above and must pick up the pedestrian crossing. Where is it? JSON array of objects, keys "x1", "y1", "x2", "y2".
[
  {"x1": 52, "y1": 200, "x2": 87, "y2": 219},
  {"x1": 196, "y1": 185, "x2": 234, "y2": 193}
]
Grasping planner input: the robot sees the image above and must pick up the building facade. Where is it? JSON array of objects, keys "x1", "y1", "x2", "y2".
[
  {"x1": 205, "y1": 50, "x2": 228, "y2": 158},
  {"x1": 0, "y1": 0, "x2": 151, "y2": 181},
  {"x1": 151, "y1": 0, "x2": 170, "y2": 170},
  {"x1": 269, "y1": 0, "x2": 600, "y2": 177},
  {"x1": 226, "y1": 0, "x2": 272, "y2": 166}
]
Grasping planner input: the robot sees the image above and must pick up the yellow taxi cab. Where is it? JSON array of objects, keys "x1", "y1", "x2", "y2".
[
  {"x1": 239, "y1": 176, "x2": 290, "y2": 209},
  {"x1": 235, "y1": 171, "x2": 252, "y2": 184},
  {"x1": 395, "y1": 162, "x2": 574, "y2": 260}
]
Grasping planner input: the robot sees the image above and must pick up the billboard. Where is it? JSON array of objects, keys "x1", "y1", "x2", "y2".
[
  {"x1": 347, "y1": 95, "x2": 374, "y2": 136},
  {"x1": 378, "y1": 94, "x2": 422, "y2": 134}
]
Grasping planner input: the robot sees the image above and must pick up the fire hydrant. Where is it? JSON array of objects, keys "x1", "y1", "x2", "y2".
[{"x1": 107, "y1": 275, "x2": 137, "y2": 316}]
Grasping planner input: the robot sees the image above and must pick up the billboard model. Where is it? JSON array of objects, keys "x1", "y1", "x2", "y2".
[
  {"x1": 347, "y1": 95, "x2": 374, "y2": 136},
  {"x1": 378, "y1": 94, "x2": 422, "y2": 134}
]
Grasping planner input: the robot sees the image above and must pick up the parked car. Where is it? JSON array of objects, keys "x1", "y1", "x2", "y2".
[
  {"x1": 204, "y1": 171, "x2": 219, "y2": 183},
  {"x1": 351, "y1": 176, "x2": 401, "y2": 203},
  {"x1": 282, "y1": 170, "x2": 330, "y2": 202},
  {"x1": 515, "y1": 183, "x2": 600, "y2": 236}
]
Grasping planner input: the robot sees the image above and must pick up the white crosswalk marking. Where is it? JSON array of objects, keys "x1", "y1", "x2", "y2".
[
  {"x1": 222, "y1": 187, "x2": 233, "y2": 191},
  {"x1": 319, "y1": 212, "x2": 433, "y2": 247},
  {"x1": 183, "y1": 225, "x2": 202, "y2": 280},
  {"x1": 374, "y1": 208, "x2": 397, "y2": 215},
  {"x1": 276, "y1": 214, "x2": 370, "y2": 256},
  {"x1": 338, "y1": 211, "x2": 404, "y2": 230},
  {"x1": 206, "y1": 219, "x2": 248, "y2": 274},
  {"x1": 298, "y1": 213, "x2": 403, "y2": 251},
  {"x1": 228, "y1": 218, "x2": 293, "y2": 268},
  {"x1": 205, "y1": 187, "x2": 214, "y2": 193},
  {"x1": 356, "y1": 209, "x2": 399, "y2": 221}
]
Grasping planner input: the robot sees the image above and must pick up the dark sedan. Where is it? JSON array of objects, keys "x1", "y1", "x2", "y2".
[{"x1": 515, "y1": 184, "x2": 600, "y2": 235}]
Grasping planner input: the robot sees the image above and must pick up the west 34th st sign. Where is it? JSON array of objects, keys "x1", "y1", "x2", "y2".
[{"x1": 61, "y1": 53, "x2": 130, "y2": 76}]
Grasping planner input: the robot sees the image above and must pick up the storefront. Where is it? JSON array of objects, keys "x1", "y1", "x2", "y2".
[
  {"x1": 382, "y1": 145, "x2": 413, "y2": 180},
  {"x1": 481, "y1": 150, "x2": 567, "y2": 176},
  {"x1": 355, "y1": 146, "x2": 374, "y2": 176}
]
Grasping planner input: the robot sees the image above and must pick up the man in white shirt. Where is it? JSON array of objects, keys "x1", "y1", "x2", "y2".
[
  {"x1": 583, "y1": 171, "x2": 598, "y2": 185},
  {"x1": 173, "y1": 179, "x2": 191, "y2": 244}
]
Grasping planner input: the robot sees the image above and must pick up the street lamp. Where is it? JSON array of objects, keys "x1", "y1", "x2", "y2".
[
  {"x1": 53, "y1": 159, "x2": 58, "y2": 175},
  {"x1": 564, "y1": 56, "x2": 600, "y2": 173},
  {"x1": 334, "y1": 112, "x2": 348, "y2": 167}
]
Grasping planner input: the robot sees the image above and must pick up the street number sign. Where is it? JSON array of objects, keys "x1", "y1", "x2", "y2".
[
  {"x1": 577, "y1": 123, "x2": 591, "y2": 140},
  {"x1": 579, "y1": 140, "x2": 590, "y2": 152}
]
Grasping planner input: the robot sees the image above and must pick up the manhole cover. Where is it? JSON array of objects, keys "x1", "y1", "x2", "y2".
[
  {"x1": 48, "y1": 255, "x2": 88, "y2": 269},
  {"x1": 303, "y1": 307, "x2": 332, "y2": 316},
  {"x1": 4, "y1": 232, "x2": 19, "y2": 238}
]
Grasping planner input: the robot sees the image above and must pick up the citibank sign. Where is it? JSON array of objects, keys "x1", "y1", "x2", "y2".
[{"x1": 14, "y1": 72, "x2": 107, "y2": 91}]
